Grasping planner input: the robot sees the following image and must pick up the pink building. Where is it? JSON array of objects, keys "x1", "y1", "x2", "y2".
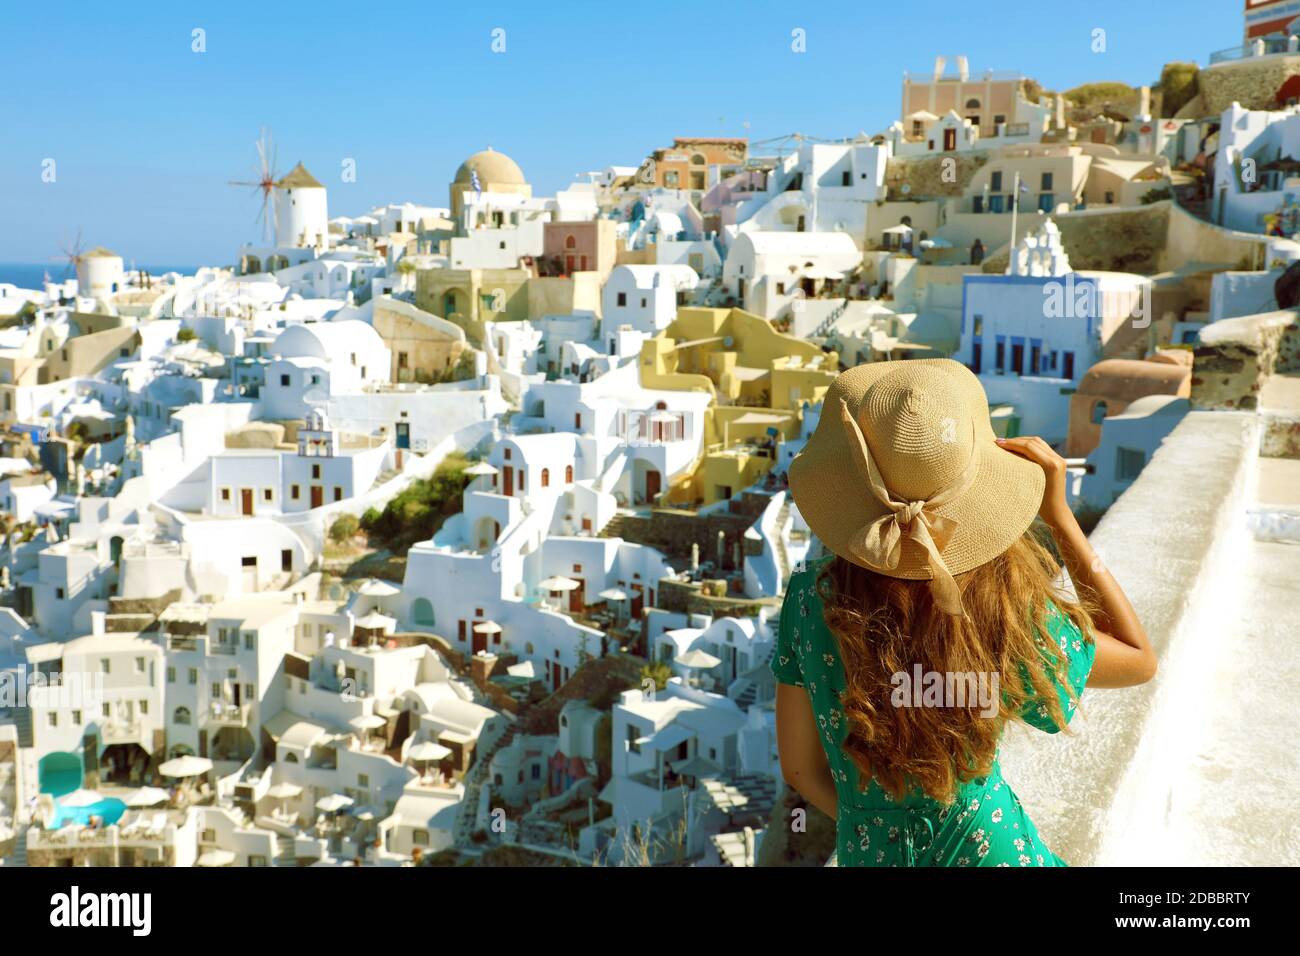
[{"x1": 541, "y1": 220, "x2": 617, "y2": 278}]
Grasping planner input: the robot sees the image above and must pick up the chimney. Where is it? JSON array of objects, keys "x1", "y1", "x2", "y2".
[
  {"x1": 932, "y1": 56, "x2": 946, "y2": 81},
  {"x1": 1139, "y1": 85, "x2": 1152, "y2": 119},
  {"x1": 956, "y1": 55, "x2": 969, "y2": 82},
  {"x1": 470, "y1": 651, "x2": 498, "y2": 690},
  {"x1": 1055, "y1": 94, "x2": 1067, "y2": 130}
]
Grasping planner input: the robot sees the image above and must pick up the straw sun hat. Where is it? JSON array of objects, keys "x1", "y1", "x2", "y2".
[{"x1": 788, "y1": 359, "x2": 1044, "y2": 616}]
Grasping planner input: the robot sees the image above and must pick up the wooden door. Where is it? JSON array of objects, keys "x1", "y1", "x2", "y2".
[
  {"x1": 568, "y1": 582, "x2": 585, "y2": 613},
  {"x1": 472, "y1": 622, "x2": 487, "y2": 654},
  {"x1": 502, "y1": 466, "x2": 513, "y2": 496},
  {"x1": 645, "y1": 470, "x2": 661, "y2": 503},
  {"x1": 240, "y1": 489, "x2": 254, "y2": 516},
  {"x1": 310, "y1": 485, "x2": 323, "y2": 508}
]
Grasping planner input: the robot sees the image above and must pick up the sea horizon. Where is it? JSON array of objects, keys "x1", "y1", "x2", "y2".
[{"x1": 0, "y1": 262, "x2": 206, "y2": 290}]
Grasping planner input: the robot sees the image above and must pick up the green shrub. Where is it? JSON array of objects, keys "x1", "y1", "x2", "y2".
[
  {"x1": 1140, "y1": 186, "x2": 1173, "y2": 205},
  {"x1": 361, "y1": 453, "x2": 470, "y2": 554},
  {"x1": 1156, "y1": 62, "x2": 1199, "y2": 118},
  {"x1": 176, "y1": 327, "x2": 197, "y2": 343},
  {"x1": 329, "y1": 513, "x2": 360, "y2": 543}
]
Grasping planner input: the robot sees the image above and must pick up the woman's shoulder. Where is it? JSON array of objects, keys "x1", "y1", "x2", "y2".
[{"x1": 790, "y1": 553, "x2": 834, "y2": 592}]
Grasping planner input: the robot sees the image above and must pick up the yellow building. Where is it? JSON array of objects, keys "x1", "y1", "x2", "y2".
[
  {"x1": 415, "y1": 267, "x2": 531, "y2": 344},
  {"x1": 639, "y1": 307, "x2": 839, "y2": 506}
]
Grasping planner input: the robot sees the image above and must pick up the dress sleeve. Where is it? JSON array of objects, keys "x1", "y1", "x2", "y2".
[
  {"x1": 1017, "y1": 602, "x2": 1095, "y2": 734},
  {"x1": 770, "y1": 574, "x2": 806, "y2": 687}
]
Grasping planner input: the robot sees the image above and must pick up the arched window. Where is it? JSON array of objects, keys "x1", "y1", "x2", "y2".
[
  {"x1": 565, "y1": 235, "x2": 576, "y2": 249},
  {"x1": 1091, "y1": 401, "x2": 1109, "y2": 424},
  {"x1": 173, "y1": 706, "x2": 191, "y2": 725},
  {"x1": 690, "y1": 153, "x2": 707, "y2": 165},
  {"x1": 565, "y1": 465, "x2": 573, "y2": 483},
  {"x1": 541, "y1": 468, "x2": 550, "y2": 488},
  {"x1": 285, "y1": 752, "x2": 299, "y2": 763},
  {"x1": 965, "y1": 98, "x2": 981, "y2": 109}
]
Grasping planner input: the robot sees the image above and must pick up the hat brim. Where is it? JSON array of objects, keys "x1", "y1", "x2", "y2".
[{"x1": 789, "y1": 360, "x2": 1045, "y2": 580}]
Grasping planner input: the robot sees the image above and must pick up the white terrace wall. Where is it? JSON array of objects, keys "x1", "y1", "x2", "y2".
[{"x1": 998, "y1": 407, "x2": 1257, "y2": 865}]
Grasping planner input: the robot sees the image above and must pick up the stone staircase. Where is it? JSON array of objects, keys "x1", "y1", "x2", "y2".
[
  {"x1": 597, "y1": 511, "x2": 634, "y2": 541},
  {"x1": 772, "y1": 495, "x2": 792, "y2": 594},
  {"x1": 812, "y1": 300, "x2": 849, "y2": 338},
  {"x1": 452, "y1": 721, "x2": 518, "y2": 846},
  {"x1": 13, "y1": 707, "x2": 32, "y2": 748},
  {"x1": 273, "y1": 834, "x2": 296, "y2": 866},
  {"x1": 733, "y1": 643, "x2": 776, "y2": 710}
]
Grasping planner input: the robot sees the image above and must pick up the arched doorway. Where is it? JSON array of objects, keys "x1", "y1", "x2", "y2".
[
  {"x1": 101, "y1": 742, "x2": 150, "y2": 785},
  {"x1": 412, "y1": 598, "x2": 435, "y2": 627}
]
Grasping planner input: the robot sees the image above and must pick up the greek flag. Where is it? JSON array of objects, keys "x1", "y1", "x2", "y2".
[{"x1": 471, "y1": 169, "x2": 482, "y2": 197}]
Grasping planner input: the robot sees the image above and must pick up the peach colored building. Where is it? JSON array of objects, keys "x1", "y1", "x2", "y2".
[
  {"x1": 1066, "y1": 358, "x2": 1191, "y2": 457},
  {"x1": 902, "y1": 56, "x2": 1023, "y2": 142},
  {"x1": 541, "y1": 219, "x2": 618, "y2": 279},
  {"x1": 641, "y1": 138, "x2": 747, "y2": 191}
]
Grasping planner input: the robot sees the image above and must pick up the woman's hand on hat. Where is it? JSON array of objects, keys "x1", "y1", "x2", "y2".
[{"x1": 994, "y1": 436, "x2": 1073, "y2": 529}]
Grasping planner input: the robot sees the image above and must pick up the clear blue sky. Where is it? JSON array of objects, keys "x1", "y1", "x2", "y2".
[{"x1": 0, "y1": 0, "x2": 1239, "y2": 266}]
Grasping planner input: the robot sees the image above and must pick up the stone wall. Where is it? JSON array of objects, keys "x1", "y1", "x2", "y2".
[
  {"x1": 1191, "y1": 308, "x2": 1300, "y2": 410},
  {"x1": 656, "y1": 576, "x2": 773, "y2": 619},
  {"x1": 887, "y1": 151, "x2": 989, "y2": 200},
  {"x1": 1199, "y1": 57, "x2": 1300, "y2": 115}
]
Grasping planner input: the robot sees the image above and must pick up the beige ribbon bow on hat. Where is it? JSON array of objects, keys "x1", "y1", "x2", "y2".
[{"x1": 838, "y1": 398, "x2": 976, "y2": 617}]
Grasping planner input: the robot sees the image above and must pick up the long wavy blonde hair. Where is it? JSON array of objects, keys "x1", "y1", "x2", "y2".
[{"x1": 814, "y1": 528, "x2": 1096, "y2": 805}]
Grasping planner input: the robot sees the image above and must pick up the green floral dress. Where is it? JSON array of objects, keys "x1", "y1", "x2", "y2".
[{"x1": 771, "y1": 556, "x2": 1094, "y2": 867}]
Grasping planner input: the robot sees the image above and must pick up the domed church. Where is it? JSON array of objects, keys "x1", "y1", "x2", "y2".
[{"x1": 449, "y1": 147, "x2": 531, "y2": 220}]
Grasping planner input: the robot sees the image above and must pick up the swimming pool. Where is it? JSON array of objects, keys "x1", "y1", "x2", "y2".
[{"x1": 49, "y1": 796, "x2": 127, "y2": 830}]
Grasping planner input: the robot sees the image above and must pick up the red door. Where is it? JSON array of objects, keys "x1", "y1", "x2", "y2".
[
  {"x1": 310, "y1": 485, "x2": 323, "y2": 508},
  {"x1": 943, "y1": 128, "x2": 957, "y2": 151},
  {"x1": 502, "y1": 466, "x2": 513, "y2": 496},
  {"x1": 565, "y1": 255, "x2": 575, "y2": 273},
  {"x1": 644, "y1": 470, "x2": 661, "y2": 504},
  {"x1": 568, "y1": 582, "x2": 585, "y2": 613},
  {"x1": 472, "y1": 622, "x2": 486, "y2": 654},
  {"x1": 630, "y1": 584, "x2": 644, "y2": 619},
  {"x1": 240, "y1": 489, "x2": 254, "y2": 516}
]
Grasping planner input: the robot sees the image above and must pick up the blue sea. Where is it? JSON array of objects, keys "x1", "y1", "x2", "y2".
[{"x1": 0, "y1": 262, "x2": 200, "y2": 290}]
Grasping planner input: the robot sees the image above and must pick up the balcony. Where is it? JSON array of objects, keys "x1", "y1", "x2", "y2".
[
  {"x1": 206, "y1": 701, "x2": 251, "y2": 727},
  {"x1": 101, "y1": 720, "x2": 143, "y2": 744}
]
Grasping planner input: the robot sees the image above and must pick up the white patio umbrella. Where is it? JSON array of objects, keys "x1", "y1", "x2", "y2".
[
  {"x1": 316, "y1": 793, "x2": 354, "y2": 814},
  {"x1": 354, "y1": 610, "x2": 396, "y2": 631},
  {"x1": 539, "y1": 576, "x2": 580, "y2": 592},
  {"x1": 158, "y1": 755, "x2": 213, "y2": 778},
  {"x1": 124, "y1": 786, "x2": 170, "y2": 808},
  {"x1": 472, "y1": 620, "x2": 502, "y2": 635},
  {"x1": 675, "y1": 649, "x2": 722, "y2": 670},
  {"x1": 196, "y1": 848, "x2": 236, "y2": 867},
  {"x1": 59, "y1": 789, "x2": 103, "y2": 808},
  {"x1": 408, "y1": 741, "x2": 452, "y2": 762},
  {"x1": 463, "y1": 462, "x2": 499, "y2": 476},
  {"x1": 266, "y1": 782, "x2": 304, "y2": 800},
  {"x1": 599, "y1": 587, "x2": 630, "y2": 625},
  {"x1": 349, "y1": 714, "x2": 387, "y2": 731},
  {"x1": 357, "y1": 578, "x2": 400, "y2": 598}
]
